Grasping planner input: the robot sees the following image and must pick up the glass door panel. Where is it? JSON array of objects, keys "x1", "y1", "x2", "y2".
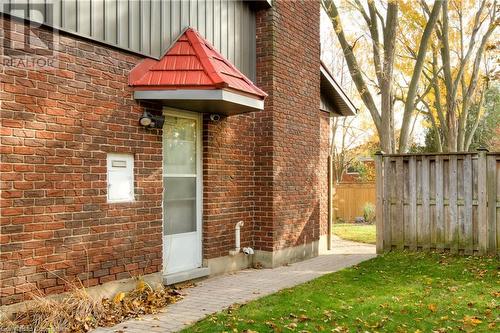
[
  {"x1": 164, "y1": 177, "x2": 196, "y2": 235},
  {"x1": 164, "y1": 115, "x2": 196, "y2": 175},
  {"x1": 163, "y1": 112, "x2": 201, "y2": 275}
]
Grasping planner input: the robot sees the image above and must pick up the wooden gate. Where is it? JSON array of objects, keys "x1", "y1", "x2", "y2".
[{"x1": 375, "y1": 150, "x2": 500, "y2": 255}]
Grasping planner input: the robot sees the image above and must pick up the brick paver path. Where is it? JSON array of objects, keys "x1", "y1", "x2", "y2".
[{"x1": 92, "y1": 237, "x2": 375, "y2": 333}]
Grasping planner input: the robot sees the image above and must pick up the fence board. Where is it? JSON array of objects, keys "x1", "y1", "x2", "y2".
[
  {"x1": 435, "y1": 156, "x2": 444, "y2": 250},
  {"x1": 334, "y1": 183, "x2": 376, "y2": 222},
  {"x1": 486, "y1": 155, "x2": 497, "y2": 254},
  {"x1": 395, "y1": 158, "x2": 404, "y2": 249},
  {"x1": 477, "y1": 150, "x2": 487, "y2": 254},
  {"x1": 375, "y1": 153, "x2": 384, "y2": 254},
  {"x1": 383, "y1": 157, "x2": 392, "y2": 251},
  {"x1": 463, "y1": 155, "x2": 473, "y2": 254},
  {"x1": 457, "y1": 158, "x2": 465, "y2": 250},
  {"x1": 496, "y1": 157, "x2": 500, "y2": 253},
  {"x1": 376, "y1": 152, "x2": 499, "y2": 254},
  {"x1": 421, "y1": 156, "x2": 430, "y2": 250},
  {"x1": 409, "y1": 156, "x2": 417, "y2": 250},
  {"x1": 449, "y1": 155, "x2": 458, "y2": 253}
]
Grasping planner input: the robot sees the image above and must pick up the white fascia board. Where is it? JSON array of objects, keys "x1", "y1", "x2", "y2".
[
  {"x1": 134, "y1": 89, "x2": 264, "y2": 110},
  {"x1": 320, "y1": 66, "x2": 357, "y2": 116}
]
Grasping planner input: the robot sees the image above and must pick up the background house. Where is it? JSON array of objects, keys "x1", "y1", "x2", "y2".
[{"x1": 341, "y1": 157, "x2": 375, "y2": 183}]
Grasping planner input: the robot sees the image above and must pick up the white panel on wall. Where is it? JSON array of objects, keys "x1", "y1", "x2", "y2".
[{"x1": 107, "y1": 153, "x2": 135, "y2": 203}]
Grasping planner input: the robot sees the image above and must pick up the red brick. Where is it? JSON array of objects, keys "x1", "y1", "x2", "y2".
[{"x1": 0, "y1": 2, "x2": 328, "y2": 307}]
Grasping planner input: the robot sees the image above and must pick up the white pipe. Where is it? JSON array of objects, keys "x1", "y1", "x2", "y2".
[{"x1": 235, "y1": 220, "x2": 244, "y2": 252}]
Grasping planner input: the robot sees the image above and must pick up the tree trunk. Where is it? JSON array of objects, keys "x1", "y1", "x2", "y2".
[
  {"x1": 380, "y1": 1, "x2": 398, "y2": 154},
  {"x1": 399, "y1": 0, "x2": 442, "y2": 152}
]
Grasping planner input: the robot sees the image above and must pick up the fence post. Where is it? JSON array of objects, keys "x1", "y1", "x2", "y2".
[
  {"x1": 477, "y1": 148, "x2": 488, "y2": 255},
  {"x1": 375, "y1": 151, "x2": 384, "y2": 254}
]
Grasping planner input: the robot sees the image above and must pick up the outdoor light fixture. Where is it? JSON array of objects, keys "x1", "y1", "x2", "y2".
[
  {"x1": 139, "y1": 111, "x2": 165, "y2": 129},
  {"x1": 209, "y1": 114, "x2": 221, "y2": 122}
]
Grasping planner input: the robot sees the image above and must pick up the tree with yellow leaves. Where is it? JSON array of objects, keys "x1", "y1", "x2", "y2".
[
  {"x1": 322, "y1": 0, "x2": 443, "y2": 153},
  {"x1": 410, "y1": 0, "x2": 498, "y2": 152},
  {"x1": 322, "y1": 0, "x2": 498, "y2": 153}
]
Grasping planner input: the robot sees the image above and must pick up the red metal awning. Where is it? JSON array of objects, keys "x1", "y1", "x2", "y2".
[{"x1": 129, "y1": 28, "x2": 267, "y2": 115}]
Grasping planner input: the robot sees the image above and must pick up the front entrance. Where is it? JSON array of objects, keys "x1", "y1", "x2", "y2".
[{"x1": 162, "y1": 110, "x2": 202, "y2": 275}]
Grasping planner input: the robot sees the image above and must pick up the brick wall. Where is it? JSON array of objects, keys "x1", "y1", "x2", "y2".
[
  {"x1": 319, "y1": 111, "x2": 330, "y2": 237},
  {"x1": 254, "y1": 6, "x2": 275, "y2": 252},
  {"x1": 255, "y1": 0, "x2": 322, "y2": 251},
  {"x1": 0, "y1": 0, "x2": 327, "y2": 306},
  {"x1": 202, "y1": 113, "x2": 256, "y2": 259},
  {"x1": 0, "y1": 17, "x2": 163, "y2": 305}
]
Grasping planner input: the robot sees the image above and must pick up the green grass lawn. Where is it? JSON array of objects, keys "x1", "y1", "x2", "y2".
[
  {"x1": 332, "y1": 223, "x2": 376, "y2": 244},
  {"x1": 182, "y1": 252, "x2": 499, "y2": 332}
]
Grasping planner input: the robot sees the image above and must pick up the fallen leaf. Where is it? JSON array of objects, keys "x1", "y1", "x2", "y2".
[
  {"x1": 113, "y1": 292, "x2": 126, "y2": 304},
  {"x1": 136, "y1": 279, "x2": 146, "y2": 292},
  {"x1": 298, "y1": 315, "x2": 310, "y2": 322},
  {"x1": 463, "y1": 316, "x2": 482, "y2": 326}
]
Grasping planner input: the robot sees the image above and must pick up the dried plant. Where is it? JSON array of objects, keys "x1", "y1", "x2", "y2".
[{"x1": 2, "y1": 277, "x2": 182, "y2": 333}]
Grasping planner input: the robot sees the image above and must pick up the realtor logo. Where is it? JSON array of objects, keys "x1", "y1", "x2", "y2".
[{"x1": 1, "y1": 1, "x2": 59, "y2": 70}]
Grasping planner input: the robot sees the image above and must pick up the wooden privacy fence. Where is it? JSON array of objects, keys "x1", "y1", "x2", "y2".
[
  {"x1": 375, "y1": 150, "x2": 500, "y2": 255},
  {"x1": 334, "y1": 182, "x2": 376, "y2": 222}
]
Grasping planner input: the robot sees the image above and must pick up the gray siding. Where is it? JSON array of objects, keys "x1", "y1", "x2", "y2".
[{"x1": 1, "y1": 0, "x2": 256, "y2": 78}]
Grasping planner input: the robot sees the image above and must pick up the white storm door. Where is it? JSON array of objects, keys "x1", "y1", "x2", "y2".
[{"x1": 163, "y1": 111, "x2": 202, "y2": 275}]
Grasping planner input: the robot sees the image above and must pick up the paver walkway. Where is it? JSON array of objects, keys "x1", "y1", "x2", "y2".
[{"x1": 93, "y1": 238, "x2": 376, "y2": 333}]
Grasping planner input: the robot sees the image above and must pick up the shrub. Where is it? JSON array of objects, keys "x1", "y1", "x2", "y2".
[
  {"x1": 335, "y1": 217, "x2": 346, "y2": 224},
  {"x1": 362, "y1": 202, "x2": 376, "y2": 224}
]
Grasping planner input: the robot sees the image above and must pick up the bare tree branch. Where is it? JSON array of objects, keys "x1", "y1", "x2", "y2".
[
  {"x1": 450, "y1": 0, "x2": 487, "y2": 106},
  {"x1": 430, "y1": 48, "x2": 449, "y2": 144},
  {"x1": 321, "y1": 0, "x2": 383, "y2": 139},
  {"x1": 352, "y1": 0, "x2": 371, "y2": 25},
  {"x1": 367, "y1": 0, "x2": 383, "y2": 86},
  {"x1": 458, "y1": 3, "x2": 497, "y2": 149},
  {"x1": 421, "y1": 99, "x2": 443, "y2": 152},
  {"x1": 464, "y1": 86, "x2": 487, "y2": 150}
]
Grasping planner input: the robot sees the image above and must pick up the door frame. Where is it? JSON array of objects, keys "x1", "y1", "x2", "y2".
[{"x1": 162, "y1": 108, "x2": 203, "y2": 275}]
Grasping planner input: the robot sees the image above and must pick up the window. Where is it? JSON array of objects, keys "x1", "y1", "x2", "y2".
[
  {"x1": 346, "y1": 165, "x2": 360, "y2": 174},
  {"x1": 107, "y1": 153, "x2": 134, "y2": 203}
]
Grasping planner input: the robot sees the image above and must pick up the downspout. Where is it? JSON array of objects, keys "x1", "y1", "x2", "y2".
[
  {"x1": 229, "y1": 221, "x2": 244, "y2": 255},
  {"x1": 327, "y1": 112, "x2": 334, "y2": 251},
  {"x1": 235, "y1": 220, "x2": 243, "y2": 252},
  {"x1": 328, "y1": 155, "x2": 333, "y2": 250}
]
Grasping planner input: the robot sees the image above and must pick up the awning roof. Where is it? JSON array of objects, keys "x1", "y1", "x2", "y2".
[
  {"x1": 129, "y1": 27, "x2": 267, "y2": 115},
  {"x1": 320, "y1": 62, "x2": 357, "y2": 116}
]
